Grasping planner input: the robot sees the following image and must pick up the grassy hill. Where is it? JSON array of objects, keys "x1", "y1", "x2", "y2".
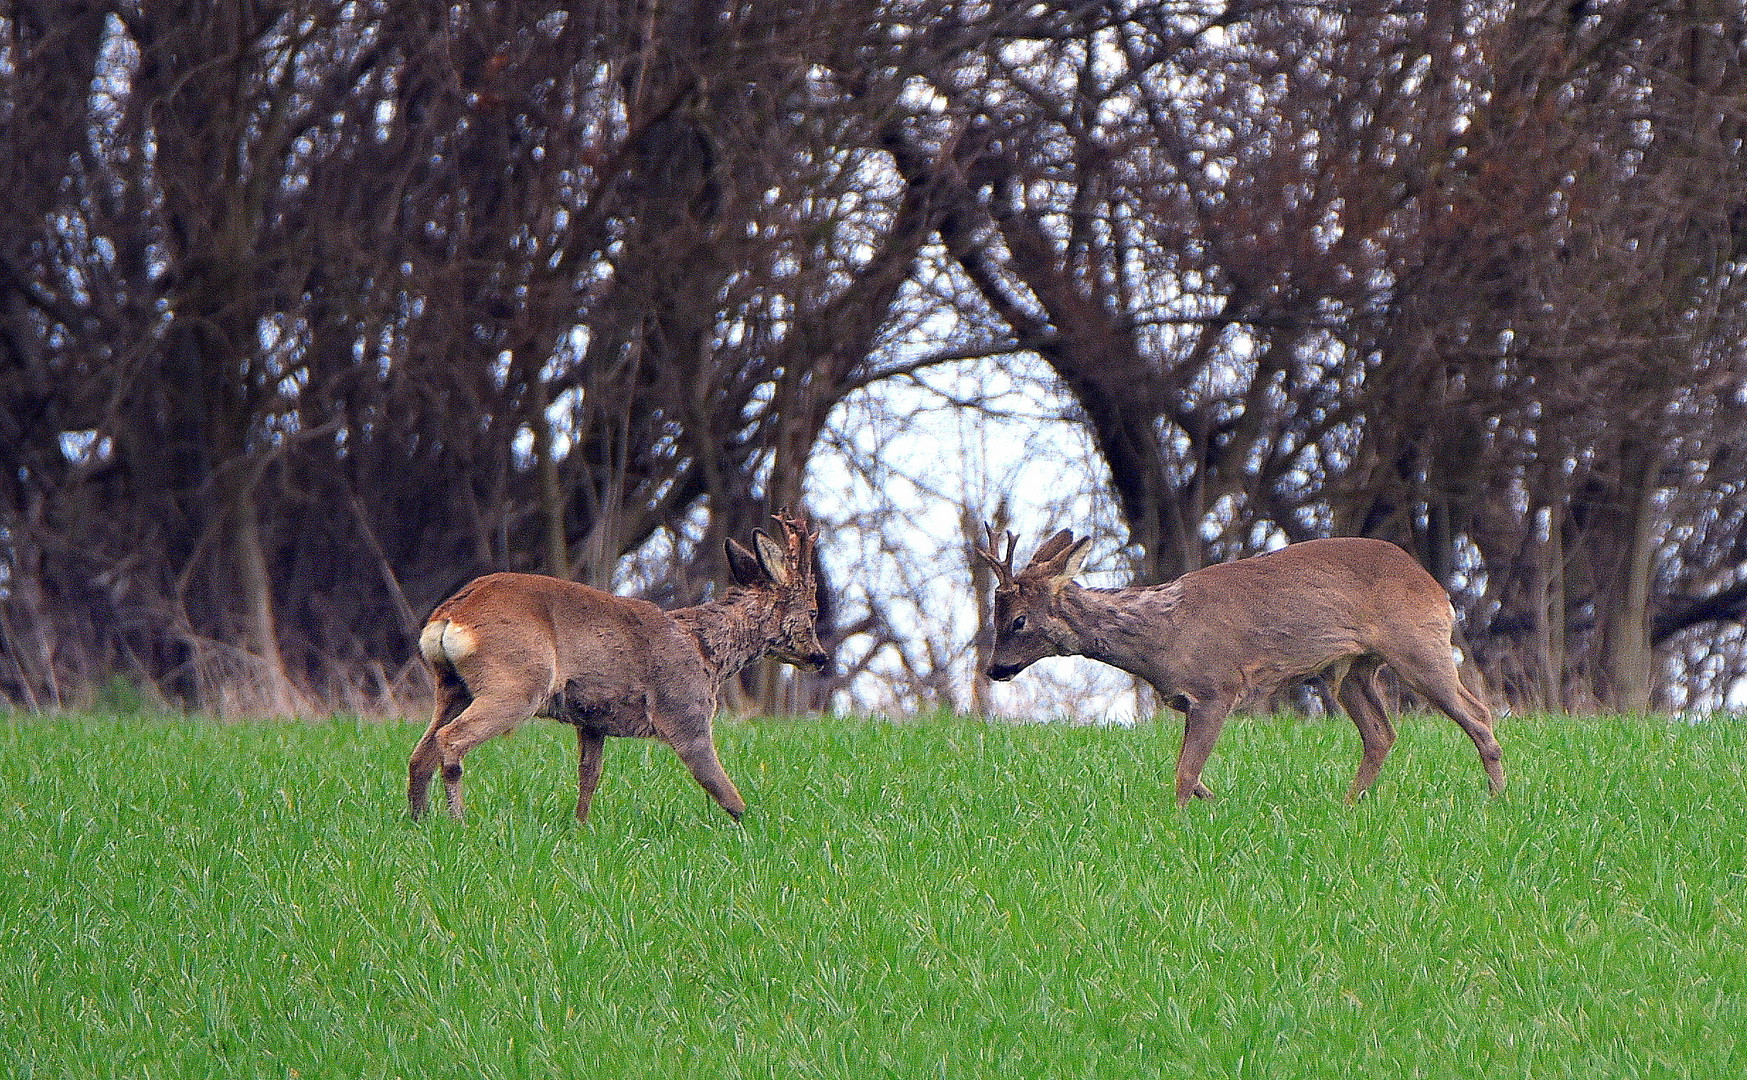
[{"x1": 1, "y1": 711, "x2": 1742, "y2": 1078}]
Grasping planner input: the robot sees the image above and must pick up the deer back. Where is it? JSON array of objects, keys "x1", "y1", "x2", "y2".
[
  {"x1": 423, "y1": 572, "x2": 711, "y2": 709},
  {"x1": 1150, "y1": 538, "x2": 1456, "y2": 688},
  {"x1": 422, "y1": 514, "x2": 827, "y2": 720},
  {"x1": 977, "y1": 531, "x2": 1454, "y2": 692}
]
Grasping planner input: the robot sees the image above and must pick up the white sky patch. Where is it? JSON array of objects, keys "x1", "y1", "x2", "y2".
[{"x1": 810, "y1": 353, "x2": 1150, "y2": 722}]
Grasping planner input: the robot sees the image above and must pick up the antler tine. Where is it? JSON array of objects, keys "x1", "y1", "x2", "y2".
[
  {"x1": 773, "y1": 508, "x2": 817, "y2": 581},
  {"x1": 979, "y1": 522, "x2": 1018, "y2": 585},
  {"x1": 773, "y1": 508, "x2": 806, "y2": 545}
]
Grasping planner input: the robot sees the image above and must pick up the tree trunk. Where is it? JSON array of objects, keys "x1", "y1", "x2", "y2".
[
  {"x1": 1596, "y1": 442, "x2": 1663, "y2": 712},
  {"x1": 233, "y1": 488, "x2": 297, "y2": 717}
]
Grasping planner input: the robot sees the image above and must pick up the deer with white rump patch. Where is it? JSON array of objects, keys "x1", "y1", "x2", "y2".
[
  {"x1": 409, "y1": 513, "x2": 828, "y2": 822},
  {"x1": 975, "y1": 528, "x2": 1505, "y2": 805}
]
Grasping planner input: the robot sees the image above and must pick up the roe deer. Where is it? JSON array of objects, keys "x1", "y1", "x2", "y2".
[
  {"x1": 974, "y1": 528, "x2": 1505, "y2": 805},
  {"x1": 408, "y1": 513, "x2": 828, "y2": 822}
]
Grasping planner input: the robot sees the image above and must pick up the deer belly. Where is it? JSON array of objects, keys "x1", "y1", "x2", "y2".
[{"x1": 546, "y1": 685, "x2": 659, "y2": 738}]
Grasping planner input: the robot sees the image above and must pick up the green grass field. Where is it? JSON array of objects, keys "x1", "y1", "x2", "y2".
[{"x1": 0, "y1": 710, "x2": 1742, "y2": 1079}]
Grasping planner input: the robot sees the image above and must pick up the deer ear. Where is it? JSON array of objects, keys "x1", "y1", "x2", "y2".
[
  {"x1": 751, "y1": 529, "x2": 795, "y2": 588},
  {"x1": 1027, "y1": 529, "x2": 1077, "y2": 568},
  {"x1": 1057, "y1": 535, "x2": 1092, "y2": 581},
  {"x1": 726, "y1": 537, "x2": 764, "y2": 586},
  {"x1": 1040, "y1": 535, "x2": 1092, "y2": 593}
]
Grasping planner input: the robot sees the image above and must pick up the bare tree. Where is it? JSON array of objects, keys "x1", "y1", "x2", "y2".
[
  {"x1": 3, "y1": 1, "x2": 1745, "y2": 716},
  {"x1": 861, "y1": 0, "x2": 1747, "y2": 713},
  {"x1": 0, "y1": 2, "x2": 964, "y2": 712}
]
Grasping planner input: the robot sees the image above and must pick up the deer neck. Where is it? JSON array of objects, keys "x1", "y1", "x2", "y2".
[
  {"x1": 1057, "y1": 582, "x2": 1183, "y2": 675},
  {"x1": 670, "y1": 589, "x2": 780, "y2": 689}
]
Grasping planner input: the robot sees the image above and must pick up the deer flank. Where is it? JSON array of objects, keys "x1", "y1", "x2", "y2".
[
  {"x1": 975, "y1": 528, "x2": 1505, "y2": 805},
  {"x1": 408, "y1": 514, "x2": 827, "y2": 822}
]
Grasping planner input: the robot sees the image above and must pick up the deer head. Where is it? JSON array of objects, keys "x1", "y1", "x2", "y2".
[
  {"x1": 725, "y1": 510, "x2": 828, "y2": 671},
  {"x1": 975, "y1": 525, "x2": 1092, "y2": 680}
]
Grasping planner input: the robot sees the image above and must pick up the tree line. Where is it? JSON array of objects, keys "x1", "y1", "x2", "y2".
[{"x1": 3, "y1": 1, "x2": 1745, "y2": 716}]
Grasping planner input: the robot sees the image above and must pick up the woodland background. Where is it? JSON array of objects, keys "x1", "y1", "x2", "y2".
[{"x1": 3, "y1": 1, "x2": 1746, "y2": 718}]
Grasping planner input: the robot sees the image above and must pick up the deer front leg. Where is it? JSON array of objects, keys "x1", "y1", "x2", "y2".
[
  {"x1": 575, "y1": 728, "x2": 606, "y2": 823},
  {"x1": 670, "y1": 732, "x2": 747, "y2": 821},
  {"x1": 651, "y1": 696, "x2": 747, "y2": 822},
  {"x1": 1387, "y1": 641, "x2": 1507, "y2": 797},
  {"x1": 1174, "y1": 694, "x2": 1233, "y2": 807}
]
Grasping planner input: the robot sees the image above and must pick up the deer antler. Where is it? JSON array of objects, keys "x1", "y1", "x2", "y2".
[
  {"x1": 773, "y1": 509, "x2": 817, "y2": 585},
  {"x1": 975, "y1": 522, "x2": 1019, "y2": 588}
]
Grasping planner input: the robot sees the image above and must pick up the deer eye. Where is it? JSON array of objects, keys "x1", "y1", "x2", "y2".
[{"x1": 1009, "y1": 614, "x2": 1027, "y2": 632}]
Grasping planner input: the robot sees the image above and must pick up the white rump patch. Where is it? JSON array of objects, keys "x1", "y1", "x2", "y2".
[{"x1": 419, "y1": 620, "x2": 478, "y2": 665}]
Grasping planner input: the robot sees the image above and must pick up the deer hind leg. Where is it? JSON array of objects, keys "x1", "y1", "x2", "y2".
[
  {"x1": 575, "y1": 728, "x2": 606, "y2": 824},
  {"x1": 431, "y1": 674, "x2": 549, "y2": 819},
  {"x1": 1173, "y1": 693, "x2": 1234, "y2": 807},
  {"x1": 1332, "y1": 656, "x2": 1398, "y2": 802},
  {"x1": 1388, "y1": 641, "x2": 1506, "y2": 796},
  {"x1": 409, "y1": 671, "x2": 469, "y2": 820}
]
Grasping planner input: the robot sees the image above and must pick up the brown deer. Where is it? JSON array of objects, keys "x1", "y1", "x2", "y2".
[
  {"x1": 974, "y1": 528, "x2": 1505, "y2": 805},
  {"x1": 408, "y1": 513, "x2": 828, "y2": 823}
]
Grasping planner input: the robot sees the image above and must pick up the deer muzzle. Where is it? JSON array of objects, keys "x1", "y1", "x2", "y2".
[{"x1": 778, "y1": 648, "x2": 832, "y2": 674}]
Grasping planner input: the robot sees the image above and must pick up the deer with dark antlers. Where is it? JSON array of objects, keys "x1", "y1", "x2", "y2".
[
  {"x1": 974, "y1": 527, "x2": 1505, "y2": 805},
  {"x1": 408, "y1": 513, "x2": 828, "y2": 823}
]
